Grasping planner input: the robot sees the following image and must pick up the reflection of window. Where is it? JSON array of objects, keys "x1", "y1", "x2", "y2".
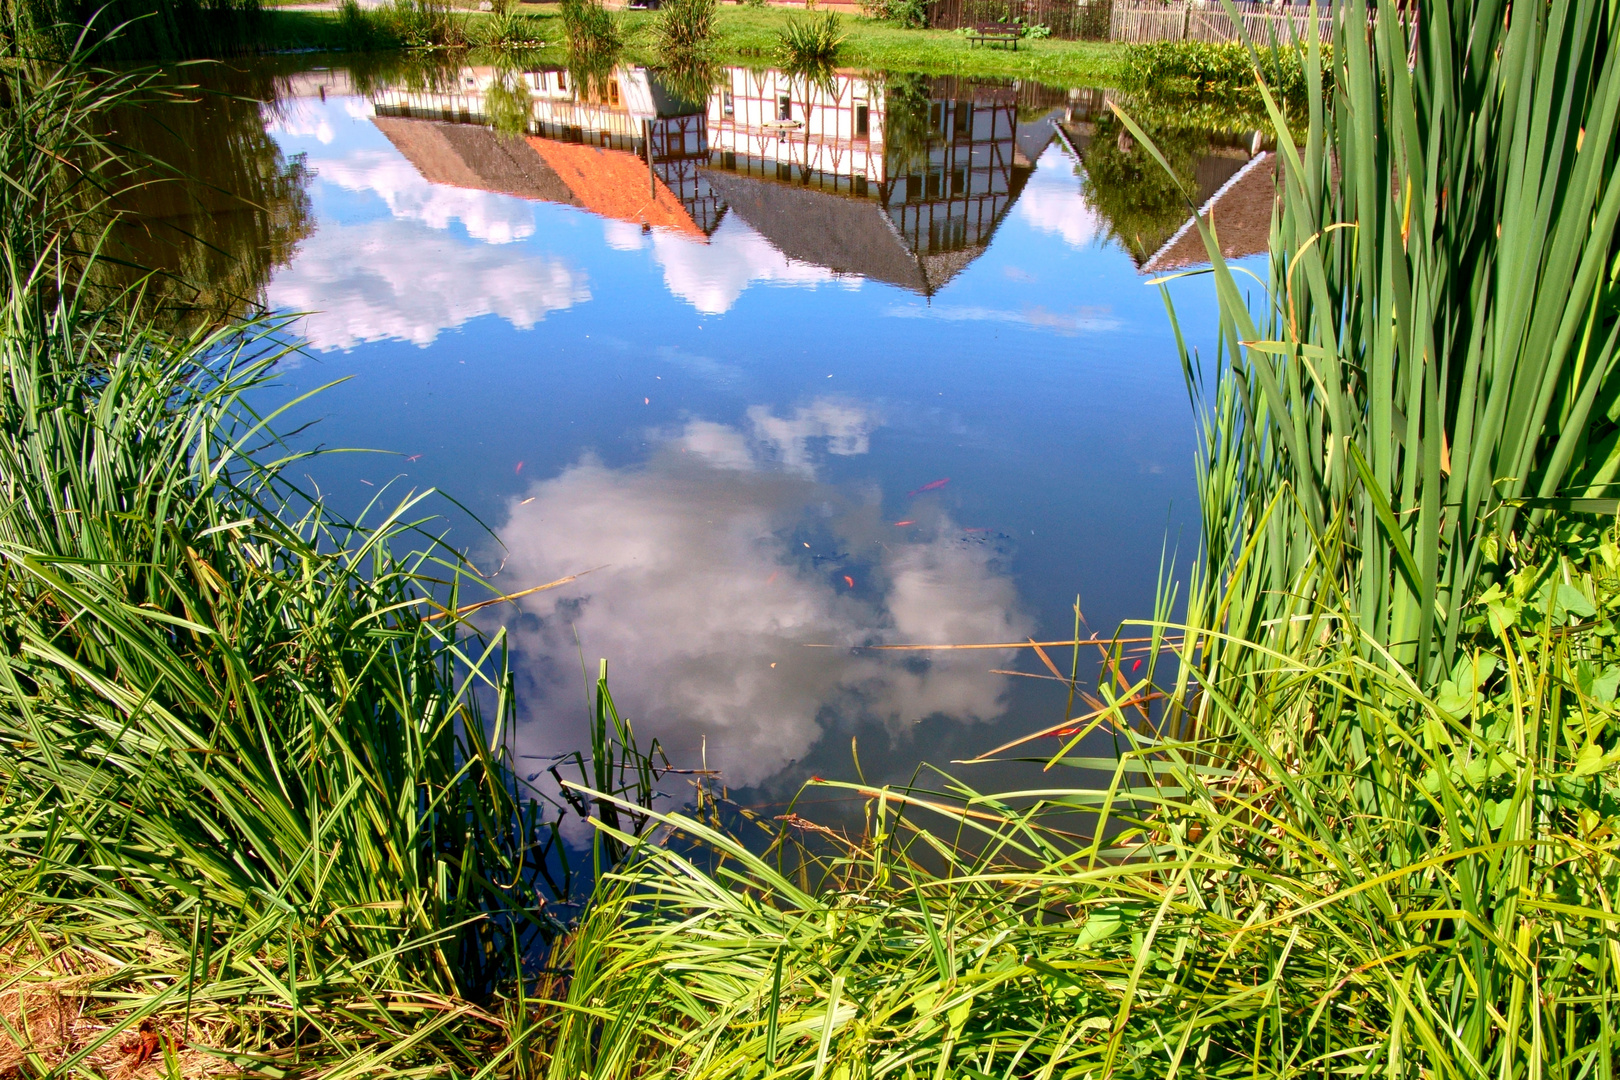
[
  {"x1": 925, "y1": 171, "x2": 941, "y2": 198},
  {"x1": 721, "y1": 150, "x2": 736, "y2": 169},
  {"x1": 854, "y1": 104, "x2": 869, "y2": 138},
  {"x1": 558, "y1": 71, "x2": 567, "y2": 90},
  {"x1": 722, "y1": 90, "x2": 734, "y2": 116},
  {"x1": 953, "y1": 103, "x2": 971, "y2": 136},
  {"x1": 951, "y1": 168, "x2": 965, "y2": 195},
  {"x1": 929, "y1": 103, "x2": 944, "y2": 132},
  {"x1": 853, "y1": 174, "x2": 868, "y2": 196},
  {"x1": 906, "y1": 175, "x2": 922, "y2": 199},
  {"x1": 609, "y1": 79, "x2": 620, "y2": 106},
  {"x1": 776, "y1": 161, "x2": 793, "y2": 181},
  {"x1": 778, "y1": 95, "x2": 791, "y2": 121}
]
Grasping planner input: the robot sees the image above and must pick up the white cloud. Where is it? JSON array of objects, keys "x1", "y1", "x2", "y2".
[
  {"x1": 1017, "y1": 144, "x2": 1104, "y2": 249},
  {"x1": 265, "y1": 98, "x2": 337, "y2": 145},
  {"x1": 487, "y1": 409, "x2": 1030, "y2": 787},
  {"x1": 650, "y1": 216, "x2": 852, "y2": 315},
  {"x1": 266, "y1": 217, "x2": 588, "y2": 349}
]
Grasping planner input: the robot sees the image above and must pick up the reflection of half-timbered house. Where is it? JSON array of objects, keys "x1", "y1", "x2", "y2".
[
  {"x1": 700, "y1": 71, "x2": 1033, "y2": 294},
  {"x1": 365, "y1": 66, "x2": 1046, "y2": 291},
  {"x1": 371, "y1": 66, "x2": 719, "y2": 237}
]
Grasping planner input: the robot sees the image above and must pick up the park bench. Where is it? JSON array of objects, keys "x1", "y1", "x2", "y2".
[{"x1": 967, "y1": 23, "x2": 1022, "y2": 49}]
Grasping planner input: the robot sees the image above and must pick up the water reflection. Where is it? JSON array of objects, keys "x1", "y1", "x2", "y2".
[{"x1": 495, "y1": 403, "x2": 1031, "y2": 786}]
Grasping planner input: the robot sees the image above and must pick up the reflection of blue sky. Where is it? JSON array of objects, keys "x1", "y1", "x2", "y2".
[{"x1": 260, "y1": 92, "x2": 1256, "y2": 790}]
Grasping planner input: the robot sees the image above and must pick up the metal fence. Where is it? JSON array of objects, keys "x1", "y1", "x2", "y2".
[{"x1": 922, "y1": 0, "x2": 1337, "y2": 43}]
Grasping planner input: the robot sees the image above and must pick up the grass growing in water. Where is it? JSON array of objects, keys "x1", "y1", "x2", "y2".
[
  {"x1": 524, "y1": 0, "x2": 1620, "y2": 1075},
  {"x1": 0, "y1": 43, "x2": 661, "y2": 1075}
]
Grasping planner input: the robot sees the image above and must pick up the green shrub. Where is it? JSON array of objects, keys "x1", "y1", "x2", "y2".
[
  {"x1": 1120, "y1": 38, "x2": 1327, "y2": 114},
  {"x1": 860, "y1": 0, "x2": 927, "y2": 29},
  {"x1": 474, "y1": 7, "x2": 547, "y2": 48},
  {"x1": 388, "y1": 0, "x2": 468, "y2": 48}
]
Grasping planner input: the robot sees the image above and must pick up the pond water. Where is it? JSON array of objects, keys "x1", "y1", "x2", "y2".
[{"x1": 122, "y1": 57, "x2": 1271, "y2": 810}]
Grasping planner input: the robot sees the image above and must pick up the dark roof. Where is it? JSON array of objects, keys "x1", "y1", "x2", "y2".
[{"x1": 371, "y1": 115, "x2": 580, "y2": 205}]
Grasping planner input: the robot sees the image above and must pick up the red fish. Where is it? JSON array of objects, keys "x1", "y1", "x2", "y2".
[
  {"x1": 1131, "y1": 659, "x2": 1142, "y2": 672},
  {"x1": 406, "y1": 454, "x2": 422, "y2": 462},
  {"x1": 514, "y1": 460, "x2": 524, "y2": 474},
  {"x1": 907, "y1": 478, "x2": 950, "y2": 497},
  {"x1": 843, "y1": 575, "x2": 855, "y2": 589},
  {"x1": 766, "y1": 571, "x2": 779, "y2": 585},
  {"x1": 893, "y1": 520, "x2": 915, "y2": 526}
]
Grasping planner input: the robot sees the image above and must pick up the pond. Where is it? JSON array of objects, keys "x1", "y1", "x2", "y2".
[{"x1": 121, "y1": 56, "x2": 1272, "y2": 812}]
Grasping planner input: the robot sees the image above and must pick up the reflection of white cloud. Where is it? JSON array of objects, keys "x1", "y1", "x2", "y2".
[
  {"x1": 266, "y1": 218, "x2": 588, "y2": 349},
  {"x1": 884, "y1": 303, "x2": 1120, "y2": 334},
  {"x1": 1018, "y1": 144, "x2": 1103, "y2": 248},
  {"x1": 313, "y1": 146, "x2": 539, "y2": 245},
  {"x1": 673, "y1": 400, "x2": 877, "y2": 476},
  {"x1": 650, "y1": 216, "x2": 851, "y2": 315},
  {"x1": 265, "y1": 99, "x2": 337, "y2": 144},
  {"x1": 492, "y1": 411, "x2": 1029, "y2": 787}
]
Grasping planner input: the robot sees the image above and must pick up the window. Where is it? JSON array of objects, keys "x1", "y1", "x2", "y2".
[
  {"x1": 609, "y1": 79, "x2": 620, "y2": 106},
  {"x1": 778, "y1": 95, "x2": 792, "y2": 121},
  {"x1": 722, "y1": 90, "x2": 734, "y2": 117},
  {"x1": 721, "y1": 150, "x2": 736, "y2": 170},
  {"x1": 854, "y1": 104, "x2": 869, "y2": 139},
  {"x1": 951, "y1": 168, "x2": 965, "y2": 196},
  {"x1": 953, "y1": 103, "x2": 971, "y2": 136},
  {"x1": 929, "y1": 103, "x2": 944, "y2": 132},
  {"x1": 925, "y1": 171, "x2": 941, "y2": 198},
  {"x1": 853, "y1": 174, "x2": 868, "y2": 196},
  {"x1": 777, "y1": 161, "x2": 793, "y2": 181},
  {"x1": 557, "y1": 71, "x2": 567, "y2": 90},
  {"x1": 906, "y1": 175, "x2": 922, "y2": 199}
]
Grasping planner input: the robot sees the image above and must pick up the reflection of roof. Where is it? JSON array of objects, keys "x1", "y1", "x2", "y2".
[
  {"x1": 703, "y1": 171, "x2": 1012, "y2": 295},
  {"x1": 368, "y1": 113, "x2": 707, "y2": 239},
  {"x1": 525, "y1": 138, "x2": 707, "y2": 239},
  {"x1": 372, "y1": 116, "x2": 580, "y2": 205},
  {"x1": 1142, "y1": 152, "x2": 1275, "y2": 273}
]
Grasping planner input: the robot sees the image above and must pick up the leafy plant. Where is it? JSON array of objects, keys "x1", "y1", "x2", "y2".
[
  {"x1": 652, "y1": 0, "x2": 715, "y2": 56},
  {"x1": 559, "y1": 0, "x2": 620, "y2": 57},
  {"x1": 776, "y1": 10, "x2": 844, "y2": 66},
  {"x1": 860, "y1": 0, "x2": 927, "y2": 29}
]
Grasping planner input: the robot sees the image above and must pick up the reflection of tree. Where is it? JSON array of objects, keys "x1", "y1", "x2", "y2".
[
  {"x1": 94, "y1": 66, "x2": 312, "y2": 328},
  {"x1": 881, "y1": 71, "x2": 934, "y2": 179},
  {"x1": 1078, "y1": 110, "x2": 1208, "y2": 264}
]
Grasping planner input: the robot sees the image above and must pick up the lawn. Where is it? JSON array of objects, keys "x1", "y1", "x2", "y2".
[{"x1": 259, "y1": 4, "x2": 1128, "y2": 85}]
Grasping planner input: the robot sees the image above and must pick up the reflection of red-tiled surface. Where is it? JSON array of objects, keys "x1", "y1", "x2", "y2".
[{"x1": 525, "y1": 138, "x2": 706, "y2": 240}]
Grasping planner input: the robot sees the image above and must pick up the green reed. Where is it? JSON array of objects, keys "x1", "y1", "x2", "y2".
[
  {"x1": 522, "y1": 1, "x2": 1620, "y2": 1076},
  {"x1": 0, "y1": 44, "x2": 658, "y2": 1076}
]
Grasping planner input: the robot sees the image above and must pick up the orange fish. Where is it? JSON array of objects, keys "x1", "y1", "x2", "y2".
[
  {"x1": 843, "y1": 575, "x2": 855, "y2": 588},
  {"x1": 406, "y1": 454, "x2": 422, "y2": 462},
  {"x1": 514, "y1": 461, "x2": 524, "y2": 474},
  {"x1": 907, "y1": 478, "x2": 950, "y2": 497},
  {"x1": 766, "y1": 571, "x2": 778, "y2": 585},
  {"x1": 893, "y1": 520, "x2": 915, "y2": 526}
]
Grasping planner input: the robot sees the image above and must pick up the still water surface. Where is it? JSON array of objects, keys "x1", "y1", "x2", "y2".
[{"x1": 128, "y1": 58, "x2": 1271, "y2": 808}]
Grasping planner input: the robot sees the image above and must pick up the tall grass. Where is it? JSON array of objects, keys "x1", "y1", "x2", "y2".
[
  {"x1": 559, "y1": 0, "x2": 620, "y2": 58},
  {"x1": 1, "y1": 0, "x2": 263, "y2": 60},
  {"x1": 523, "y1": 0, "x2": 1620, "y2": 1076},
  {"x1": 0, "y1": 39, "x2": 657, "y2": 1074}
]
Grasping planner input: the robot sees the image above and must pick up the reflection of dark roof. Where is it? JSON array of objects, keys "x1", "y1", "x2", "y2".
[
  {"x1": 703, "y1": 168, "x2": 1028, "y2": 295},
  {"x1": 1141, "y1": 153, "x2": 1275, "y2": 273},
  {"x1": 704, "y1": 170, "x2": 938, "y2": 292},
  {"x1": 1014, "y1": 107, "x2": 1063, "y2": 167},
  {"x1": 371, "y1": 115, "x2": 580, "y2": 205}
]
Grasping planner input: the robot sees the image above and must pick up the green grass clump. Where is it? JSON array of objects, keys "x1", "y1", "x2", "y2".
[
  {"x1": 1119, "y1": 38, "x2": 1328, "y2": 116},
  {"x1": 523, "y1": 0, "x2": 1620, "y2": 1075},
  {"x1": 559, "y1": 0, "x2": 620, "y2": 57},
  {"x1": 776, "y1": 10, "x2": 844, "y2": 66},
  {"x1": 652, "y1": 0, "x2": 716, "y2": 56},
  {"x1": 0, "y1": 41, "x2": 663, "y2": 1074}
]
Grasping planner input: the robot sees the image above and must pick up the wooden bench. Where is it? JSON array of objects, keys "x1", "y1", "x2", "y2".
[{"x1": 967, "y1": 23, "x2": 1021, "y2": 48}]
